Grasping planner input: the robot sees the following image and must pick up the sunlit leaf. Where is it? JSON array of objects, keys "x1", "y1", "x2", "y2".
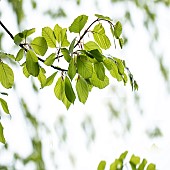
[
  {"x1": 147, "y1": 163, "x2": 156, "y2": 170},
  {"x1": 110, "y1": 159, "x2": 123, "y2": 170},
  {"x1": 68, "y1": 57, "x2": 77, "y2": 80},
  {"x1": 76, "y1": 76, "x2": 89, "y2": 104},
  {"x1": 94, "y1": 62, "x2": 105, "y2": 81},
  {"x1": 69, "y1": 37, "x2": 77, "y2": 54},
  {"x1": 84, "y1": 41, "x2": 102, "y2": 53},
  {"x1": 38, "y1": 68, "x2": 46, "y2": 88},
  {"x1": 64, "y1": 76, "x2": 76, "y2": 103},
  {"x1": 61, "y1": 48, "x2": 71, "y2": 62},
  {"x1": 0, "y1": 98, "x2": 10, "y2": 114},
  {"x1": 54, "y1": 24, "x2": 62, "y2": 43},
  {"x1": 0, "y1": 123, "x2": 5, "y2": 144},
  {"x1": 119, "y1": 151, "x2": 128, "y2": 161},
  {"x1": 45, "y1": 72, "x2": 57, "y2": 86},
  {"x1": 77, "y1": 55, "x2": 93, "y2": 79},
  {"x1": 69, "y1": 15, "x2": 88, "y2": 33},
  {"x1": 54, "y1": 77, "x2": 65, "y2": 100},
  {"x1": 0, "y1": 62, "x2": 14, "y2": 89},
  {"x1": 95, "y1": 14, "x2": 112, "y2": 21},
  {"x1": 129, "y1": 154, "x2": 140, "y2": 168},
  {"x1": 44, "y1": 53, "x2": 56, "y2": 66},
  {"x1": 26, "y1": 50, "x2": 39, "y2": 77},
  {"x1": 138, "y1": 159, "x2": 147, "y2": 170},
  {"x1": 16, "y1": 49, "x2": 24, "y2": 61},
  {"x1": 89, "y1": 49, "x2": 104, "y2": 62},
  {"x1": 90, "y1": 72, "x2": 109, "y2": 89},
  {"x1": 14, "y1": 33, "x2": 24, "y2": 45},
  {"x1": 22, "y1": 28, "x2": 36, "y2": 38},
  {"x1": 119, "y1": 38, "x2": 124, "y2": 49},
  {"x1": 23, "y1": 63, "x2": 30, "y2": 78},
  {"x1": 61, "y1": 28, "x2": 70, "y2": 47},
  {"x1": 31, "y1": 36, "x2": 48, "y2": 56},
  {"x1": 62, "y1": 94, "x2": 71, "y2": 109},
  {"x1": 93, "y1": 23, "x2": 111, "y2": 49},
  {"x1": 97, "y1": 160, "x2": 106, "y2": 170},
  {"x1": 42, "y1": 27, "x2": 56, "y2": 48},
  {"x1": 114, "y1": 21, "x2": 122, "y2": 39}
]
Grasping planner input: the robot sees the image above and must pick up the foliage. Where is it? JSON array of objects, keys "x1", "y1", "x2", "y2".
[{"x1": 97, "y1": 151, "x2": 156, "y2": 170}]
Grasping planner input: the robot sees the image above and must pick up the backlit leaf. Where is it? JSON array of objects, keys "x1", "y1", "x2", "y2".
[
  {"x1": 44, "y1": 53, "x2": 56, "y2": 66},
  {"x1": 68, "y1": 57, "x2": 77, "y2": 80},
  {"x1": 114, "y1": 21, "x2": 122, "y2": 39},
  {"x1": 94, "y1": 62, "x2": 105, "y2": 81},
  {"x1": 31, "y1": 36, "x2": 48, "y2": 56},
  {"x1": 45, "y1": 72, "x2": 57, "y2": 86},
  {"x1": 62, "y1": 94, "x2": 71, "y2": 110},
  {"x1": 0, "y1": 123, "x2": 5, "y2": 144},
  {"x1": 93, "y1": 23, "x2": 111, "y2": 49},
  {"x1": 95, "y1": 14, "x2": 112, "y2": 21},
  {"x1": 26, "y1": 50, "x2": 39, "y2": 77},
  {"x1": 23, "y1": 63, "x2": 30, "y2": 78},
  {"x1": 77, "y1": 55, "x2": 93, "y2": 79},
  {"x1": 129, "y1": 154, "x2": 140, "y2": 168},
  {"x1": 65, "y1": 76, "x2": 76, "y2": 103},
  {"x1": 76, "y1": 76, "x2": 89, "y2": 104},
  {"x1": 0, "y1": 62, "x2": 14, "y2": 89},
  {"x1": 14, "y1": 33, "x2": 24, "y2": 45},
  {"x1": 0, "y1": 98, "x2": 10, "y2": 114},
  {"x1": 97, "y1": 160, "x2": 106, "y2": 170},
  {"x1": 16, "y1": 49, "x2": 24, "y2": 61},
  {"x1": 90, "y1": 72, "x2": 109, "y2": 89},
  {"x1": 69, "y1": 15, "x2": 88, "y2": 33},
  {"x1": 42, "y1": 27, "x2": 56, "y2": 48},
  {"x1": 61, "y1": 48, "x2": 71, "y2": 62},
  {"x1": 147, "y1": 163, "x2": 156, "y2": 170},
  {"x1": 89, "y1": 49, "x2": 104, "y2": 62},
  {"x1": 84, "y1": 41, "x2": 102, "y2": 53},
  {"x1": 54, "y1": 24, "x2": 62, "y2": 43},
  {"x1": 54, "y1": 77, "x2": 65, "y2": 100},
  {"x1": 119, "y1": 38, "x2": 124, "y2": 49},
  {"x1": 69, "y1": 37, "x2": 77, "y2": 54},
  {"x1": 138, "y1": 159, "x2": 147, "y2": 170},
  {"x1": 61, "y1": 28, "x2": 70, "y2": 47},
  {"x1": 22, "y1": 28, "x2": 35, "y2": 38},
  {"x1": 38, "y1": 68, "x2": 46, "y2": 88}
]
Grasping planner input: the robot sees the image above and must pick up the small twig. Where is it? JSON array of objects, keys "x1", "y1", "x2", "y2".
[{"x1": 0, "y1": 20, "x2": 67, "y2": 72}]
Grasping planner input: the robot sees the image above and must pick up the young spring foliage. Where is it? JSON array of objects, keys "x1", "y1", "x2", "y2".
[
  {"x1": 0, "y1": 14, "x2": 138, "y2": 143},
  {"x1": 97, "y1": 151, "x2": 156, "y2": 170}
]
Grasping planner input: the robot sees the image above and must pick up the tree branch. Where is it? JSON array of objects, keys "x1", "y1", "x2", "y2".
[{"x1": 0, "y1": 20, "x2": 67, "y2": 72}]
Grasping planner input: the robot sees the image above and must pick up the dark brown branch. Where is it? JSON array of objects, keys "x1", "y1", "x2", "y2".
[{"x1": 0, "y1": 20, "x2": 67, "y2": 72}]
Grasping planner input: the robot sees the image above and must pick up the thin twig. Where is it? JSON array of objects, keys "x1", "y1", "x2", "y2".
[{"x1": 0, "y1": 20, "x2": 67, "y2": 72}]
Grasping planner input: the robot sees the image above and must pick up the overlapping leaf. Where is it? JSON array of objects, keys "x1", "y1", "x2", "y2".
[{"x1": 68, "y1": 57, "x2": 77, "y2": 80}]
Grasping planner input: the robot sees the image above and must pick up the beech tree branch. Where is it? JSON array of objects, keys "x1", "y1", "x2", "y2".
[{"x1": 0, "y1": 20, "x2": 67, "y2": 72}]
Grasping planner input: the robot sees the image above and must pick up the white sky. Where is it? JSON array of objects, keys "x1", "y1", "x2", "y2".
[{"x1": 0, "y1": 0, "x2": 170, "y2": 170}]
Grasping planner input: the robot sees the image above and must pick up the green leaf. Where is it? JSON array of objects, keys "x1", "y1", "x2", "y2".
[
  {"x1": 115, "y1": 59, "x2": 124, "y2": 75},
  {"x1": 90, "y1": 72, "x2": 109, "y2": 89},
  {"x1": 93, "y1": 23, "x2": 111, "y2": 50},
  {"x1": 77, "y1": 55, "x2": 93, "y2": 79},
  {"x1": 119, "y1": 38, "x2": 124, "y2": 49},
  {"x1": 84, "y1": 41, "x2": 102, "y2": 53},
  {"x1": 147, "y1": 163, "x2": 156, "y2": 170},
  {"x1": 62, "y1": 94, "x2": 71, "y2": 110},
  {"x1": 94, "y1": 62, "x2": 105, "y2": 81},
  {"x1": 31, "y1": 36, "x2": 48, "y2": 56},
  {"x1": 45, "y1": 72, "x2": 57, "y2": 86},
  {"x1": 54, "y1": 24, "x2": 62, "y2": 43},
  {"x1": 103, "y1": 58, "x2": 115, "y2": 70},
  {"x1": 119, "y1": 151, "x2": 128, "y2": 161},
  {"x1": 110, "y1": 159, "x2": 123, "y2": 170},
  {"x1": 44, "y1": 53, "x2": 56, "y2": 66},
  {"x1": 69, "y1": 37, "x2": 77, "y2": 54},
  {"x1": 97, "y1": 160, "x2": 106, "y2": 170},
  {"x1": 138, "y1": 159, "x2": 147, "y2": 170},
  {"x1": 16, "y1": 49, "x2": 24, "y2": 61},
  {"x1": 68, "y1": 57, "x2": 77, "y2": 80},
  {"x1": 134, "y1": 80, "x2": 139, "y2": 91},
  {"x1": 76, "y1": 76, "x2": 89, "y2": 104},
  {"x1": 95, "y1": 14, "x2": 112, "y2": 21},
  {"x1": 0, "y1": 62, "x2": 14, "y2": 89},
  {"x1": 0, "y1": 123, "x2": 5, "y2": 144},
  {"x1": 38, "y1": 68, "x2": 46, "y2": 88},
  {"x1": 110, "y1": 62, "x2": 122, "y2": 81},
  {"x1": 89, "y1": 49, "x2": 104, "y2": 62},
  {"x1": 61, "y1": 48, "x2": 71, "y2": 62},
  {"x1": 26, "y1": 50, "x2": 39, "y2": 77},
  {"x1": 0, "y1": 98, "x2": 10, "y2": 114},
  {"x1": 42, "y1": 27, "x2": 56, "y2": 48},
  {"x1": 54, "y1": 77, "x2": 65, "y2": 100},
  {"x1": 60, "y1": 28, "x2": 70, "y2": 47},
  {"x1": 65, "y1": 76, "x2": 76, "y2": 103},
  {"x1": 114, "y1": 21, "x2": 122, "y2": 39},
  {"x1": 22, "y1": 28, "x2": 36, "y2": 38},
  {"x1": 23, "y1": 63, "x2": 30, "y2": 78},
  {"x1": 129, "y1": 154, "x2": 140, "y2": 168},
  {"x1": 14, "y1": 33, "x2": 24, "y2": 45},
  {"x1": 69, "y1": 15, "x2": 88, "y2": 33}
]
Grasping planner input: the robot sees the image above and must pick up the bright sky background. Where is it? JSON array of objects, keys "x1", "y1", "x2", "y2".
[{"x1": 0, "y1": 0, "x2": 170, "y2": 170}]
